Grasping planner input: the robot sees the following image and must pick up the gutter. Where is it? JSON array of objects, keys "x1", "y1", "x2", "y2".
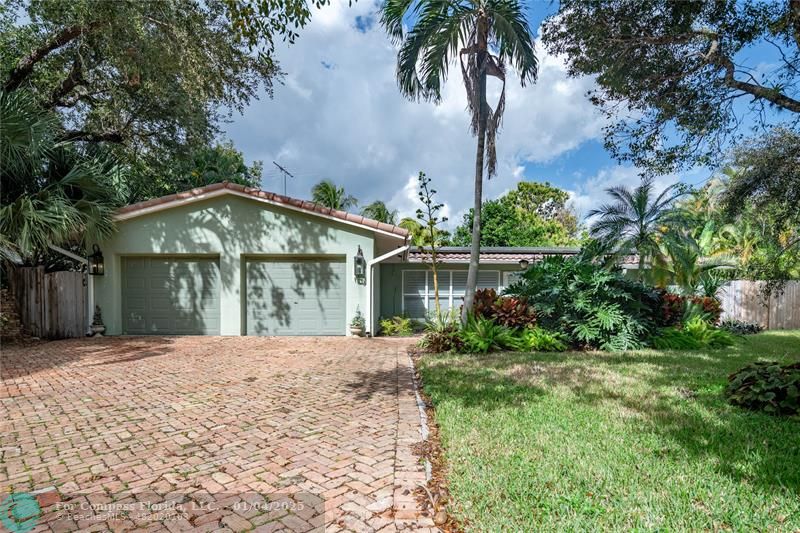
[{"x1": 366, "y1": 244, "x2": 410, "y2": 336}]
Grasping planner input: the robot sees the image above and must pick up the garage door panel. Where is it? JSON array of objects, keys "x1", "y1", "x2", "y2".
[
  {"x1": 246, "y1": 259, "x2": 345, "y2": 336},
  {"x1": 122, "y1": 257, "x2": 220, "y2": 335}
]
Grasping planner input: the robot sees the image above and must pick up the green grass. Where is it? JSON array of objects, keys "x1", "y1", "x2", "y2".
[{"x1": 419, "y1": 331, "x2": 800, "y2": 531}]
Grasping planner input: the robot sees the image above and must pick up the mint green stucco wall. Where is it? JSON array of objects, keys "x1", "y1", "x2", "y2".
[
  {"x1": 93, "y1": 194, "x2": 376, "y2": 335},
  {"x1": 378, "y1": 263, "x2": 524, "y2": 320}
]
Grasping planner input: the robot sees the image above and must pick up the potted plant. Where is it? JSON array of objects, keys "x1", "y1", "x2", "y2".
[
  {"x1": 91, "y1": 305, "x2": 106, "y2": 336},
  {"x1": 350, "y1": 310, "x2": 365, "y2": 337}
]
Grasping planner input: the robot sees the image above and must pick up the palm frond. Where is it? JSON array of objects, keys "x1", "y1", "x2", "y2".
[{"x1": 488, "y1": 0, "x2": 538, "y2": 85}]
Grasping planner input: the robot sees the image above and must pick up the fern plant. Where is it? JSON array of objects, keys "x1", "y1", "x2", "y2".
[
  {"x1": 505, "y1": 327, "x2": 568, "y2": 352},
  {"x1": 458, "y1": 314, "x2": 516, "y2": 354},
  {"x1": 651, "y1": 316, "x2": 737, "y2": 350}
]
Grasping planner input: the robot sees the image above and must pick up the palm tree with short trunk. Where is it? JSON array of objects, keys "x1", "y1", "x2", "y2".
[
  {"x1": 0, "y1": 89, "x2": 123, "y2": 262},
  {"x1": 589, "y1": 177, "x2": 685, "y2": 279},
  {"x1": 381, "y1": 0, "x2": 538, "y2": 322},
  {"x1": 311, "y1": 179, "x2": 358, "y2": 211},
  {"x1": 361, "y1": 200, "x2": 399, "y2": 225}
]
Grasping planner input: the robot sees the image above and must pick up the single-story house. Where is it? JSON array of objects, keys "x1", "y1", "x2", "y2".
[{"x1": 90, "y1": 182, "x2": 638, "y2": 336}]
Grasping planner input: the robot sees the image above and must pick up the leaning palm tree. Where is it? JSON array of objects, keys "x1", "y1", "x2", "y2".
[
  {"x1": 0, "y1": 90, "x2": 122, "y2": 261},
  {"x1": 381, "y1": 0, "x2": 538, "y2": 321},
  {"x1": 361, "y1": 200, "x2": 399, "y2": 224},
  {"x1": 589, "y1": 177, "x2": 685, "y2": 279},
  {"x1": 310, "y1": 179, "x2": 358, "y2": 211}
]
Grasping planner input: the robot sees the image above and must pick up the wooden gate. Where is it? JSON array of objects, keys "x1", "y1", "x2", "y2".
[
  {"x1": 719, "y1": 280, "x2": 800, "y2": 330},
  {"x1": 8, "y1": 266, "x2": 86, "y2": 339}
]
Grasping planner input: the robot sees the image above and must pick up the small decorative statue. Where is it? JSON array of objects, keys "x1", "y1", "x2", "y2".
[{"x1": 91, "y1": 305, "x2": 106, "y2": 336}]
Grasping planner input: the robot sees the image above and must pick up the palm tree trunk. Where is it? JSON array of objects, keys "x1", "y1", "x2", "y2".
[{"x1": 462, "y1": 20, "x2": 489, "y2": 324}]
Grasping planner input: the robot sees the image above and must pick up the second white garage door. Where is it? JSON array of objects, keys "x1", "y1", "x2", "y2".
[{"x1": 246, "y1": 259, "x2": 346, "y2": 335}]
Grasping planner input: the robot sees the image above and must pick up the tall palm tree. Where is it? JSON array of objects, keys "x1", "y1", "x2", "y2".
[
  {"x1": 381, "y1": 0, "x2": 538, "y2": 321},
  {"x1": 310, "y1": 179, "x2": 358, "y2": 211},
  {"x1": 0, "y1": 90, "x2": 123, "y2": 261},
  {"x1": 361, "y1": 200, "x2": 399, "y2": 225},
  {"x1": 589, "y1": 177, "x2": 685, "y2": 279}
]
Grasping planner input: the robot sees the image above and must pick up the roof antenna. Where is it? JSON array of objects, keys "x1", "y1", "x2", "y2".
[{"x1": 272, "y1": 161, "x2": 295, "y2": 197}]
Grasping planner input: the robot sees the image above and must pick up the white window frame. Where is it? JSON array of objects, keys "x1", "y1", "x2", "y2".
[
  {"x1": 401, "y1": 269, "x2": 500, "y2": 317},
  {"x1": 501, "y1": 271, "x2": 523, "y2": 292}
]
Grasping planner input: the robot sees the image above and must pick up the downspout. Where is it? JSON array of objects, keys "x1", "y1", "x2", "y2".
[
  {"x1": 48, "y1": 244, "x2": 92, "y2": 335},
  {"x1": 366, "y1": 243, "x2": 410, "y2": 336}
]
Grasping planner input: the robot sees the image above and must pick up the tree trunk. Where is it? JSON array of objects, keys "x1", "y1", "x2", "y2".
[
  {"x1": 462, "y1": 20, "x2": 489, "y2": 324},
  {"x1": 431, "y1": 249, "x2": 441, "y2": 320},
  {"x1": 637, "y1": 251, "x2": 645, "y2": 281}
]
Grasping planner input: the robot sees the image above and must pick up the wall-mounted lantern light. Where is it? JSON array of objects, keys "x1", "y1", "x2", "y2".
[
  {"x1": 354, "y1": 245, "x2": 367, "y2": 281},
  {"x1": 88, "y1": 244, "x2": 105, "y2": 276},
  {"x1": 518, "y1": 258, "x2": 529, "y2": 271}
]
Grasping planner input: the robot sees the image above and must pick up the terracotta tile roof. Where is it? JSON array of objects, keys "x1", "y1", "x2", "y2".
[
  {"x1": 114, "y1": 182, "x2": 409, "y2": 238},
  {"x1": 407, "y1": 247, "x2": 640, "y2": 265}
]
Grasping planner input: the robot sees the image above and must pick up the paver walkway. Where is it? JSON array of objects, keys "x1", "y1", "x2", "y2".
[{"x1": 1, "y1": 336, "x2": 436, "y2": 532}]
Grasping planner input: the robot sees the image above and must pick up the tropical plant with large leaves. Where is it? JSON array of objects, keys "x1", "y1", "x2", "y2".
[
  {"x1": 381, "y1": 0, "x2": 538, "y2": 321},
  {"x1": 361, "y1": 200, "x2": 398, "y2": 224},
  {"x1": 310, "y1": 179, "x2": 358, "y2": 211},
  {"x1": 656, "y1": 234, "x2": 736, "y2": 296},
  {"x1": 0, "y1": 90, "x2": 124, "y2": 262},
  {"x1": 589, "y1": 177, "x2": 685, "y2": 278}
]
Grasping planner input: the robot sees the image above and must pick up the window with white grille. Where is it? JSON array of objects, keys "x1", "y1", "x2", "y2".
[{"x1": 402, "y1": 270, "x2": 500, "y2": 318}]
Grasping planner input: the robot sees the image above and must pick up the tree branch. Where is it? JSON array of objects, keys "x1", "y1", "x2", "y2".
[
  {"x1": 58, "y1": 130, "x2": 124, "y2": 143},
  {"x1": 789, "y1": 0, "x2": 800, "y2": 48},
  {"x1": 4, "y1": 23, "x2": 98, "y2": 91},
  {"x1": 703, "y1": 33, "x2": 800, "y2": 114},
  {"x1": 49, "y1": 59, "x2": 84, "y2": 107}
]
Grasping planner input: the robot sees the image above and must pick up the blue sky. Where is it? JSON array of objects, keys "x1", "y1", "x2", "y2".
[{"x1": 220, "y1": 0, "x2": 762, "y2": 227}]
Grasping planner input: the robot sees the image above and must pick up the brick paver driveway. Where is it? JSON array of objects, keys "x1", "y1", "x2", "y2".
[{"x1": 1, "y1": 337, "x2": 436, "y2": 532}]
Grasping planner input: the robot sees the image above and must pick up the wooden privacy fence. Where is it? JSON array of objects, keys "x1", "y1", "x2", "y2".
[
  {"x1": 719, "y1": 280, "x2": 800, "y2": 330},
  {"x1": 8, "y1": 266, "x2": 86, "y2": 339}
]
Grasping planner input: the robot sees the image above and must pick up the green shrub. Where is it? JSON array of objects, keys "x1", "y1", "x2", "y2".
[
  {"x1": 656, "y1": 289, "x2": 723, "y2": 326},
  {"x1": 505, "y1": 255, "x2": 659, "y2": 351},
  {"x1": 720, "y1": 319, "x2": 764, "y2": 335},
  {"x1": 684, "y1": 316, "x2": 736, "y2": 347},
  {"x1": 419, "y1": 310, "x2": 462, "y2": 353},
  {"x1": 379, "y1": 315, "x2": 413, "y2": 336},
  {"x1": 725, "y1": 361, "x2": 800, "y2": 415},
  {"x1": 472, "y1": 288, "x2": 536, "y2": 329},
  {"x1": 650, "y1": 316, "x2": 737, "y2": 350},
  {"x1": 458, "y1": 314, "x2": 516, "y2": 354},
  {"x1": 650, "y1": 327, "x2": 704, "y2": 350},
  {"x1": 504, "y1": 327, "x2": 568, "y2": 352}
]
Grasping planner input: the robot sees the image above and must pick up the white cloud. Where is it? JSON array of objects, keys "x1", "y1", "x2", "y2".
[{"x1": 225, "y1": 0, "x2": 609, "y2": 224}]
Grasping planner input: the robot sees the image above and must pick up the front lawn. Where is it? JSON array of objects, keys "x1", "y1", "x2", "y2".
[{"x1": 419, "y1": 330, "x2": 800, "y2": 531}]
